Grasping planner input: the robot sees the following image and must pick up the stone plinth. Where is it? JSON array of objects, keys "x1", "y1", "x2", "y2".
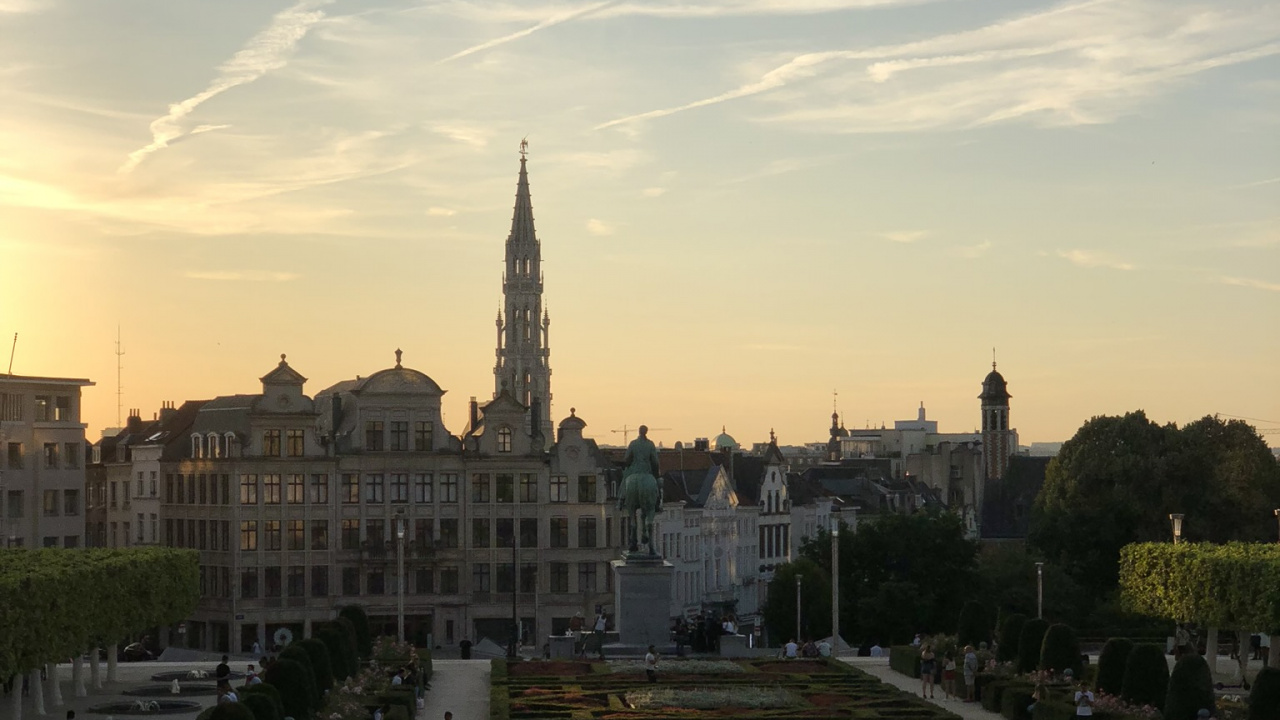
[
  {"x1": 549, "y1": 635, "x2": 575, "y2": 659},
  {"x1": 611, "y1": 558, "x2": 673, "y2": 648}
]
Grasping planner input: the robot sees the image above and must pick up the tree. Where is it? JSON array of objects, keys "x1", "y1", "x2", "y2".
[
  {"x1": 761, "y1": 558, "x2": 830, "y2": 644},
  {"x1": 957, "y1": 601, "x2": 991, "y2": 648},
  {"x1": 1096, "y1": 638, "x2": 1134, "y2": 696},
  {"x1": 976, "y1": 545, "x2": 1089, "y2": 627}
]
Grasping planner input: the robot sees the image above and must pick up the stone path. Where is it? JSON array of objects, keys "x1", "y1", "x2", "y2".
[
  {"x1": 421, "y1": 660, "x2": 491, "y2": 720},
  {"x1": 841, "y1": 657, "x2": 1003, "y2": 720}
]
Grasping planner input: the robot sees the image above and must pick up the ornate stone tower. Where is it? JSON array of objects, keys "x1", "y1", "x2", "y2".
[
  {"x1": 495, "y1": 141, "x2": 552, "y2": 443},
  {"x1": 979, "y1": 357, "x2": 1013, "y2": 481}
]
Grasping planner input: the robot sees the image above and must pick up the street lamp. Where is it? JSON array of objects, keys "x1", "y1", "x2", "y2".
[
  {"x1": 1169, "y1": 513, "x2": 1184, "y2": 545},
  {"x1": 1035, "y1": 562, "x2": 1044, "y2": 619},
  {"x1": 830, "y1": 514, "x2": 840, "y2": 656},
  {"x1": 795, "y1": 575, "x2": 801, "y2": 641},
  {"x1": 395, "y1": 512, "x2": 405, "y2": 644},
  {"x1": 1273, "y1": 509, "x2": 1279, "y2": 543}
]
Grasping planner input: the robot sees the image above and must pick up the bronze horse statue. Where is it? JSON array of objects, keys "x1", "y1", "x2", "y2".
[{"x1": 618, "y1": 425, "x2": 662, "y2": 556}]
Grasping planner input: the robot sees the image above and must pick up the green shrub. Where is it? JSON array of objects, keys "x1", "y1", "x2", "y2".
[
  {"x1": 333, "y1": 617, "x2": 361, "y2": 670},
  {"x1": 339, "y1": 605, "x2": 373, "y2": 658},
  {"x1": 998, "y1": 613, "x2": 1028, "y2": 663},
  {"x1": 386, "y1": 707, "x2": 411, "y2": 720},
  {"x1": 209, "y1": 703, "x2": 256, "y2": 720},
  {"x1": 1250, "y1": 667, "x2": 1280, "y2": 720},
  {"x1": 297, "y1": 638, "x2": 334, "y2": 694},
  {"x1": 378, "y1": 688, "x2": 416, "y2": 719},
  {"x1": 1030, "y1": 699, "x2": 1076, "y2": 720},
  {"x1": 958, "y1": 601, "x2": 991, "y2": 648},
  {"x1": 240, "y1": 683, "x2": 284, "y2": 718},
  {"x1": 1000, "y1": 683, "x2": 1036, "y2": 720},
  {"x1": 1039, "y1": 624, "x2": 1081, "y2": 677},
  {"x1": 263, "y1": 658, "x2": 312, "y2": 720},
  {"x1": 317, "y1": 627, "x2": 349, "y2": 681},
  {"x1": 1164, "y1": 653, "x2": 1214, "y2": 720},
  {"x1": 1018, "y1": 619, "x2": 1050, "y2": 674},
  {"x1": 975, "y1": 672, "x2": 1001, "y2": 703},
  {"x1": 1120, "y1": 643, "x2": 1169, "y2": 708},
  {"x1": 889, "y1": 645, "x2": 921, "y2": 678},
  {"x1": 241, "y1": 692, "x2": 281, "y2": 720},
  {"x1": 279, "y1": 645, "x2": 320, "y2": 710},
  {"x1": 1096, "y1": 638, "x2": 1134, "y2": 696},
  {"x1": 982, "y1": 680, "x2": 1009, "y2": 712}
]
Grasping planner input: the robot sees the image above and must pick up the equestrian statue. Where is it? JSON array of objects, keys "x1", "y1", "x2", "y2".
[{"x1": 618, "y1": 425, "x2": 663, "y2": 557}]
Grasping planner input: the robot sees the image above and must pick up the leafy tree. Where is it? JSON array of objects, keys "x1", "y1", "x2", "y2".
[
  {"x1": 957, "y1": 601, "x2": 991, "y2": 648},
  {"x1": 761, "y1": 558, "x2": 830, "y2": 644},
  {"x1": 1017, "y1": 618, "x2": 1049, "y2": 674},
  {"x1": 976, "y1": 545, "x2": 1089, "y2": 627},
  {"x1": 1096, "y1": 638, "x2": 1135, "y2": 696},
  {"x1": 1165, "y1": 654, "x2": 1214, "y2": 720},
  {"x1": 997, "y1": 613, "x2": 1027, "y2": 663},
  {"x1": 856, "y1": 581, "x2": 932, "y2": 647},
  {"x1": 1039, "y1": 623, "x2": 1081, "y2": 677},
  {"x1": 1121, "y1": 643, "x2": 1169, "y2": 708}
]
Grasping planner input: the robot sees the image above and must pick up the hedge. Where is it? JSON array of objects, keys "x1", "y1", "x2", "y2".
[
  {"x1": 1250, "y1": 666, "x2": 1280, "y2": 720},
  {"x1": 1120, "y1": 643, "x2": 1169, "y2": 708},
  {"x1": 339, "y1": 605, "x2": 373, "y2": 658},
  {"x1": 1119, "y1": 542, "x2": 1280, "y2": 629},
  {"x1": 1018, "y1": 619, "x2": 1050, "y2": 674},
  {"x1": 1164, "y1": 654, "x2": 1214, "y2": 720},
  {"x1": 279, "y1": 645, "x2": 320, "y2": 710},
  {"x1": 264, "y1": 658, "x2": 312, "y2": 720},
  {"x1": 889, "y1": 645, "x2": 921, "y2": 678},
  {"x1": 958, "y1": 601, "x2": 991, "y2": 648},
  {"x1": 1039, "y1": 624, "x2": 1081, "y2": 677},
  {"x1": 0, "y1": 547, "x2": 199, "y2": 680},
  {"x1": 209, "y1": 703, "x2": 256, "y2": 720},
  {"x1": 1096, "y1": 638, "x2": 1133, "y2": 696},
  {"x1": 998, "y1": 614, "x2": 1028, "y2": 664},
  {"x1": 317, "y1": 627, "x2": 351, "y2": 681},
  {"x1": 297, "y1": 638, "x2": 334, "y2": 694},
  {"x1": 242, "y1": 692, "x2": 281, "y2": 720},
  {"x1": 1000, "y1": 683, "x2": 1036, "y2": 720},
  {"x1": 240, "y1": 683, "x2": 284, "y2": 717},
  {"x1": 490, "y1": 659, "x2": 509, "y2": 720}
]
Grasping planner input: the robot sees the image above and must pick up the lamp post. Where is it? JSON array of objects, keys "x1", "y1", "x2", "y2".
[
  {"x1": 1035, "y1": 562, "x2": 1044, "y2": 619},
  {"x1": 830, "y1": 514, "x2": 840, "y2": 656},
  {"x1": 1274, "y1": 509, "x2": 1279, "y2": 543},
  {"x1": 1169, "y1": 513, "x2": 1184, "y2": 545},
  {"x1": 395, "y1": 512, "x2": 405, "y2": 644},
  {"x1": 795, "y1": 575, "x2": 801, "y2": 641}
]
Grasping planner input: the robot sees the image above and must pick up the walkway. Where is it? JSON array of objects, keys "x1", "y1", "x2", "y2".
[
  {"x1": 842, "y1": 657, "x2": 1002, "y2": 720},
  {"x1": 421, "y1": 660, "x2": 491, "y2": 720}
]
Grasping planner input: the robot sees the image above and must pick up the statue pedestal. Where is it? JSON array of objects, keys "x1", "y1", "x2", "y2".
[{"x1": 611, "y1": 558, "x2": 674, "y2": 648}]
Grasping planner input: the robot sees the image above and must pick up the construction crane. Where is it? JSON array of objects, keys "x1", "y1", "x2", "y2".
[
  {"x1": 611, "y1": 425, "x2": 671, "y2": 444},
  {"x1": 1214, "y1": 413, "x2": 1280, "y2": 435}
]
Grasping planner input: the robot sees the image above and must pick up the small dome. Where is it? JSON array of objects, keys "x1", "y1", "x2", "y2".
[
  {"x1": 979, "y1": 366, "x2": 1011, "y2": 402},
  {"x1": 558, "y1": 407, "x2": 586, "y2": 430},
  {"x1": 357, "y1": 367, "x2": 443, "y2": 395},
  {"x1": 713, "y1": 426, "x2": 738, "y2": 451}
]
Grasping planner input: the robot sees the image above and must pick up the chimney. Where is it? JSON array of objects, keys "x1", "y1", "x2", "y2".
[
  {"x1": 694, "y1": 437, "x2": 709, "y2": 452},
  {"x1": 159, "y1": 401, "x2": 176, "y2": 422},
  {"x1": 469, "y1": 396, "x2": 479, "y2": 431},
  {"x1": 127, "y1": 408, "x2": 142, "y2": 431}
]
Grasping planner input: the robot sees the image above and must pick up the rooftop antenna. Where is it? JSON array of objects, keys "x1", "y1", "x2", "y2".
[
  {"x1": 6, "y1": 333, "x2": 15, "y2": 374},
  {"x1": 115, "y1": 326, "x2": 125, "y2": 427}
]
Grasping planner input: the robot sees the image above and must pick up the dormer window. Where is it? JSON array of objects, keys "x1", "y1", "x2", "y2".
[
  {"x1": 497, "y1": 426, "x2": 513, "y2": 453},
  {"x1": 225, "y1": 433, "x2": 239, "y2": 458},
  {"x1": 208, "y1": 433, "x2": 221, "y2": 459},
  {"x1": 191, "y1": 434, "x2": 202, "y2": 459}
]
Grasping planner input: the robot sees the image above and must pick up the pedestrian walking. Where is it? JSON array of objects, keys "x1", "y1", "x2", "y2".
[{"x1": 645, "y1": 645, "x2": 658, "y2": 684}]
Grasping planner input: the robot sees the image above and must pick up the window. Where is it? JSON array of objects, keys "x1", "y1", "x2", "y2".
[
  {"x1": 549, "y1": 562, "x2": 569, "y2": 593},
  {"x1": 341, "y1": 474, "x2": 359, "y2": 503},
  {"x1": 43, "y1": 490, "x2": 58, "y2": 516},
  {"x1": 497, "y1": 426, "x2": 512, "y2": 453},
  {"x1": 198, "y1": 475, "x2": 207, "y2": 504},
  {"x1": 549, "y1": 517, "x2": 568, "y2": 548},
  {"x1": 342, "y1": 568, "x2": 360, "y2": 595},
  {"x1": 578, "y1": 562, "x2": 597, "y2": 592},
  {"x1": 365, "y1": 474, "x2": 384, "y2": 503},
  {"x1": 34, "y1": 396, "x2": 50, "y2": 421},
  {"x1": 65, "y1": 443, "x2": 80, "y2": 469},
  {"x1": 472, "y1": 563, "x2": 491, "y2": 593},
  {"x1": 311, "y1": 520, "x2": 329, "y2": 550},
  {"x1": 367, "y1": 570, "x2": 385, "y2": 595},
  {"x1": 43, "y1": 443, "x2": 59, "y2": 469},
  {"x1": 519, "y1": 474, "x2": 537, "y2": 502},
  {"x1": 550, "y1": 475, "x2": 568, "y2": 503},
  {"x1": 414, "y1": 421, "x2": 433, "y2": 451},
  {"x1": 495, "y1": 474, "x2": 514, "y2": 503},
  {"x1": 578, "y1": 517, "x2": 597, "y2": 548},
  {"x1": 208, "y1": 433, "x2": 221, "y2": 459},
  {"x1": 520, "y1": 563, "x2": 537, "y2": 593},
  {"x1": 413, "y1": 474, "x2": 432, "y2": 503},
  {"x1": 496, "y1": 563, "x2": 515, "y2": 593},
  {"x1": 151, "y1": 514, "x2": 158, "y2": 543},
  {"x1": 63, "y1": 489, "x2": 79, "y2": 516},
  {"x1": 578, "y1": 475, "x2": 597, "y2": 503},
  {"x1": 263, "y1": 430, "x2": 281, "y2": 457},
  {"x1": 311, "y1": 566, "x2": 329, "y2": 597},
  {"x1": 470, "y1": 474, "x2": 490, "y2": 503},
  {"x1": 0, "y1": 393, "x2": 21, "y2": 421},
  {"x1": 438, "y1": 519, "x2": 458, "y2": 548},
  {"x1": 341, "y1": 520, "x2": 360, "y2": 550},
  {"x1": 440, "y1": 474, "x2": 458, "y2": 503},
  {"x1": 165, "y1": 519, "x2": 173, "y2": 545},
  {"x1": 440, "y1": 566, "x2": 459, "y2": 594},
  {"x1": 309, "y1": 474, "x2": 329, "y2": 504},
  {"x1": 264, "y1": 520, "x2": 281, "y2": 551},
  {"x1": 197, "y1": 519, "x2": 206, "y2": 549},
  {"x1": 366, "y1": 519, "x2": 386, "y2": 546},
  {"x1": 240, "y1": 475, "x2": 259, "y2": 505},
  {"x1": 287, "y1": 520, "x2": 304, "y2": 550},
  {"x1": 520, "y1": 518, "x2": 538, "y2": 547},
  {"x1": 497, "y1": 518, "x2": 514, "y2": 548},
  {"x1": 414, "y1": 519, "x2": 433, "y2": 548},
  {"x1": 283, "y1": 474, "x2": 303, "y2": 504},
  {"x1": 240, "y1": 521, "x2": 258, "y2": 551},
  {"x1": 365, "y1": 421, "x2": 384, "y2": 451},
  {"x1": 54, "y1": 396, "x2": 70, "y2": 421},
  {"x1": 64, "y1": 536, "x2": 79, "y2": 548},
  {"x1": 287, "y1": 566, "x2": 305, "y2": 597},
  {"x1": 191, "y1": 434, "x2": 202, "y2": 458},
  {"x1": 110, "y1": 481, "x2": 118, "y2": 507},
  {"x1": 221, "y1": 520, "x2": 231, "y2": 551},
  {"x1": 263, "y1": 475, "x2": 281, "y2": 505},
  {"x1": 415, "y1": 568, "x2": 433, "y2": 594},
  {"x1": 241, "y1": 569, "x2": 259, "y2": 599},
  {"x1": 166, "y1": 475, "x2": 174, "y2": 503},
  {"x1": 472, "y1": 518, "x2": 491, "y2": 548},
  {"x1": 390, "y1": 474, "x2": 408, "y2": 503},
  {"x1": 286, "y1": 429, "x2": 304, "y2": 457},
  {"x1": 7, "y1": 443, "x2": 22, "y2": 469},
  {"x1": 264, "y1": 567, "x2": 281, "y2": 598},
  {"x1": 390, "y1": 421, "x2": 408, "y2": 451},
  {"x1": 187, "y1": 476, "x2": 196, "y2": 504}
]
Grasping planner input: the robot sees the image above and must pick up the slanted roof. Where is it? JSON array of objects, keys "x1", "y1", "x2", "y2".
[
  {"x1": 980, "y1": 455, "x2": 1050, "y2": 539},
  {"x1": 260, "y1": 355, "x2": 307, "y2": 385}
]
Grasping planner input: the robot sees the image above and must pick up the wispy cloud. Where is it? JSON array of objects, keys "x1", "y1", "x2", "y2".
[
  {"x1": 432, "y1": 124, "x2": 489, "y2": 147},
  {"x1": 1057, "y1": 248, "x2": 1134, "y2": 270},
  {"x1": 435, "y1": 1, "x2": 614, "y2": 64},
  {"x1": 1230, "y1": 176, "x2": 1280, "y2": 189},
  {"x1": 952, "y1": 240, "x2": 993, "y2": 258},
  {"x1": 641, "y1": 187, "x2": 666, "y2": 197},
  {"x1": 555, "y1": 148, "x2": 649, "y2": 173},
  {"x1": 427, "y1": 207, "x2": 457, "y2": 217},
  {"x1": 883, "y1": 230, "x2": 927, "y2": 244},
  {"x1": 185, "y1": 271, "x2": 300, "y2": 282},
  {"x1": 586, "y1": 218, "x2": 615, "y2": 236},
  {"x1": 119, "y1": 0, "x2": 331, "y2": 173},
  {"x1": 1218, "y1": 275, "x2": 1280, "y2": 292}
]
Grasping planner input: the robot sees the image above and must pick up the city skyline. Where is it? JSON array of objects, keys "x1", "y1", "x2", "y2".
[{"x1": 0, "y1": 0, "x2": 1277, "y2": 447}]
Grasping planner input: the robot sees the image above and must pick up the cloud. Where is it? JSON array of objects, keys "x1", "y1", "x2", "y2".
[
  {"x1": 1057, "y1": 249, "x2": 1134, "y2": 270},
  {"x1": 1218, "y1": 275, "x2": 1280, "y2": 293},
  {"x1": 883, "y1": 230, "x2": 927, "y2": 244},
  {"x1": 189, "y1": 124, "x2": 231, "y2": 136},
  {"x1": 185, "y1": 271, "x2": 300, "y2": 282},
  {"x1": 119, "y1": 0, "x2": 331, "y2": 173},
  {"x1": 952, "y1": 240, "x2": 993, "y2": 258},
  {"x1": 427, "y1": 207, "x2": 457, "y2": 216},
  {"x1": 641, "y1": 187, "x2": 666, "y2": 197},
  {"x1": 435, "y1": 1, "x2": 614, "y2": 64},
  {"x1": 1230, "y1": 176, "x2": 1280, "y2": 189},
  {"x1": 432, "y1": 125, "x2": 489, "y2": 147},
  {"x1": 556, "y1": 148, "x2": 649, "y2": 173},
  {"x1": 586, "y1": 218, "x2": 615, "y2": 236}
]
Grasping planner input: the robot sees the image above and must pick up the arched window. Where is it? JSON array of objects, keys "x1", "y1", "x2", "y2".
[
  {"x1": 208, "y1": 433, "x2": 221, "y2": 459},
  {"x1": 497, "y1": 426, "x2": 513, "y2": 453},
  {"x1": 191, "y1": 434, "x2": 203, "y2": 459},
  {"x1": 225, "y1": 433, "x2": 238, "y2": 458},
  {"x1": 523, "y1": 308, "x2": 531, "y2": 340}
]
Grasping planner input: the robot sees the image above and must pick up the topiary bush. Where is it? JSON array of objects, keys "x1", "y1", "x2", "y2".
[
  {"x1": 1249, "y1": 666, "x2": 1280, "y2": 720},
  {"x1": 298, "y1": 638, "x2": 334, "y2": 694},
  {"x1": 263, "y1": 658, "x2": 312, "y2": 720},
  {"x1": 1164, "y1": 653, "x2": 1214, "y2": 720},
  {"x1": 240, "y1": 683, "x2": 284, "y2": 718},
  {"x1": 958, "y1": 601, "x2": 991, "y2": 648},
  {"x1": 279, "y1": 645, "x2": 320, "y2": 711},
  {"x1": 317, "y1": 626, "x2": 349, "y2": 681},
  {"x1": 339, "y1": 605, "x2": 372, "y2": 658},
  {"x1": 889, "y1": 645, "x2": 921, "y2": 678},
  {"x1": 1120, "y1": 643, "x2": 1169, "y2": 708},
  {"x1": 1017, "y1": 619, "x2": 1050, "y2": 674},
  {"x1": 998, "y1": 613, "x2": 1028, "y2": 664},
  {"x1": 241, "y1": 692, "x2": 281, "y2": 720},
  {"x1": 333, "y1": 616, "x2": 361, "y2": 669},
  {"x1": 1000, "y1": 683, "x2": 1036, "y2": 720},
  {"x1": 1096, "y1": 638, "x2": 1134, "y2": 696},
  {"x1": 1039, "y1": 624, "x2": 1081, "y2": 677},
  {"x1": 209, "y1": 703, "x2": 256, "y2": 720}
]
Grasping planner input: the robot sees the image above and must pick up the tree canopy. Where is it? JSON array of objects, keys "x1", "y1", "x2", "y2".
[
  {"x1": 1119, "y1": 542, "x2": 1280, "y2": 630},
  {"x1": 761, "y1": 558, "x2": 831, "y2": 644}
]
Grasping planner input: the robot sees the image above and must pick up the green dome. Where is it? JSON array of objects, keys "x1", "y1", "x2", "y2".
[{"x1": 713, "y1": 426, "x2": 737, "y2": 450}]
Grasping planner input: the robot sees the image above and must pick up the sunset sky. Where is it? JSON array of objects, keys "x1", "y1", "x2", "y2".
[{"x1": 1, "y1": 0, "x2": 1277, "y2": 448}]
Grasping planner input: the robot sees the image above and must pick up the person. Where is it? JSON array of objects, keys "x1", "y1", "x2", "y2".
[
  {"x1": 963, "y1": 645, "x2": 978, "y2": 702},
  {"x1": 245, "y1": 664, "x2": 262, "y2": 686},
  {"x1": 391, "y1": 668, "x2": 404, "y2": 686},
  {"x1": 645, "y1": 645, "x2": 659, "y2": 684},
  {"x1": 817, "y1": 639, "x2": 832, "y2": 658},
  {"x1": 594, "y1": 612, "x2": 607, "y2": 660},
  {"x1": 783, "y1": 638, "x2": 799, "y2": 659},
  {"x1": 542, "y1": 643, "x2": 551, "y2": 660},
  {"x1": 445, "y1": 713, "x2": 453, "y2": 720},
  {"x1": 570, "y1": 611, "x2": 586, "y2": 658},
  {"x1": 722, "y1": 616, "x2": 736, "y2": 635},
  {"x1": 912, "y1": 633, "x2": 922, "y2": 647},
  {"x1": 251, "y1": 639, "x2": 262, "y2": 657},
  {"x1": 459, "y1": 638, "x2": 473, "y2": 660},
  {"x1": 373, "y1": 703, "x2": 390, "y2": 720},
  {"x1": 802, "y1": 639, "x2": 819, "y2": 658},
  {"x1": 920, "y1": 643, "x2": 937, "y2": 699},
  {"x1": 1197, "y1": 709, "x2": 1214, "y2": 720},
  {"x1": 216, "y1": 680, "x2": 238, "y2": 704},
  {"x1": 869, "y1": 643, "x2": 884, "y2": 657},
  {"x1": 1074, "y1": 680, "x2": 1094, "y2": 717},
  {"x1": 943, "y1": 652, "x2": 957, "y2": 701},
  {"x1": 215, "y1": 655, "x2": 231, "y2": 681}
]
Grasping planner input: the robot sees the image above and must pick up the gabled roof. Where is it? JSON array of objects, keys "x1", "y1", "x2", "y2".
[{"x1": 260, "y1": 355, "x2": 307, "y2": 385}]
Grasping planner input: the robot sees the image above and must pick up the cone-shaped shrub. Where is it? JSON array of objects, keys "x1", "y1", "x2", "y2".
[
  {"x1": 339, "y1": 605, "x2": 373, "y2": 658},
  {"x1": 263, "y1": 658, "x2": 312, "y2": 720},
  {"x1": 1017, "y1": 618, "x2": 1049, "y2": 674},
  {"x1": 1039, "y1": 623, "x2": 1082, "y2": 677},
  {"x1": 1249, "y1": 666, "x2": 1280, "y2": 720},
  {"x1": 241, "y1": 692, "x2": 281, "y2": 720},
  {"x1": 279, "y1": 645, "x2": 320, "y2": 710},
  {"x1": 1096, "y1": 638, "x2": 1134, "y2": 696},
  {"x1": 997, "y1": 613, "x2": 1027, "y2": 664},
  {"x1": 298, "y1": 638, "x2": 334, "y2": 694},
  {"x1": 958, "y1": 601, "x2": 991, "y2": 648},
  {"x1": 241, "y1": 683, "x2": 284, "y2": 718},
  {"x1": 1165, "y1": 654, "x2": 1215, "y2": 720},
  {"x1": 209, "y1": 703, "x2": 256, "y2": 720},
  {"x1": 1121, "y1": 643, "x2": 1169, "y2": 708}
]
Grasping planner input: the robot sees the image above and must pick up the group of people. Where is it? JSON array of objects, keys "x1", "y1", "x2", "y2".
[
  {"x1": 214, "y1": 654, "x2": 266, "y2": 705},
  {"x1": 568, "y1": 611, "x2": 609, "y2": 660},
  {"x1": 671, "y1": 613, "x2": 738, "y2": 654},
  {"x1": 780, "y1": 638, "x2": 832, "y2": 659},
  {"x1": 916, "y1": 639, "x2": 978, "y2": 702}
]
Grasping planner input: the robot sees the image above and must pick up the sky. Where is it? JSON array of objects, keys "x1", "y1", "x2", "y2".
[{"x1": 0, "y1": 0, "x2": 1277, "y2": 449}]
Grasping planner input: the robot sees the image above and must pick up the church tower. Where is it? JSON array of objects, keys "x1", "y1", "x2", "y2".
[
  {"x1": 979, "y1": 357, "x2": 1013, "y2": 481},
  {"x1": 495, "y1": 141, "x2": 553, "y2": 443}
]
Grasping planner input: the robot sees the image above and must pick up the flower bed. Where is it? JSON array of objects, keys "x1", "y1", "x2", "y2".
[
  {"x1": 607, "y1": 659, "x2": 744, "y2": 675},
  {"x1": 625, "y1": 686, "x2": 800, "y2": 710}
]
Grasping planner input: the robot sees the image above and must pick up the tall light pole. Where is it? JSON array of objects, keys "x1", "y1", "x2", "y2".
[
  {"x1": 395, "y1": 512, "x2": 405, "y2": 644},
  {"x1": 1273, "y1": 509, "x2": 1279, "y2": 543},
  {"x1": 795, "y1": 575, "x2": 801, "y2": 641},
  {"x1": 1035, "y1": 562, "x2": 1044, "y2": 620},
  {"x1": 830, "y1": 514, "x2": 840, "y2": 655},
  {"x1": 1169, "y1": 513, "x2": 1184, "y2": 545}
]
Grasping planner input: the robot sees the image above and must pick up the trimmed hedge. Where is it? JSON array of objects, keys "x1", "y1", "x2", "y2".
[
  {"x1": 1000, "y1": 683, "x2": 1036, "y2": 720},
  {"x1": 317, "y1": 626, "x2": 351, "y2": 681},
  {"x1": 209, "y1": 703, "x2": 256, "y2": 720},
  {"x1": 1120, "y1": 542, "x2": 1280, "y2": 629},
  {"x1": 490, "y1": 659, "x2": 509, "y2": 720},
  {"x1": 1164, "y1": 654, "x2": 1214, "y2": 720},
  {"x1": 1120, "y1": 643, "x2": 1169, "y2": 708},
  {"x1": 242, "y1": 692, "x2": 281, "y2": 720},
  {"x1": 1096, "y1": 638, "x2": 1134, "y2": 696},
  {"x1": 279, "y1": 645, "x2": 320, "y2": 710},
  {"x1": 263, "y1": 658, "x2": 312, "y2": 720},
  {"x1": 1039, "y1": 624, "x2": 1081, "y2": 677},
  {"x1": 998, "y1": 613, "x2": 1028, "y2": 663},
  {"x1": 339, "y1": 605, "x2": 373, "y2": 658},
  {"x1": 1018, "y1": 619, "x2": 1050, "y2": 674},
  {"x1": 889, "y1": 645, "x2": 921, "y2": 678},
  {"x1": 297, "y1": 638, "x2": 334, "y2": 694},
  {"x1": 958, "y1": 601, "x2": 991, "y2": 648},
  {"x1": 1250, "y1": 666, "x2": 1280, "y2": 720},
  {"x1": 240, "y1": 683, "x2": 284, "y2": 717}
]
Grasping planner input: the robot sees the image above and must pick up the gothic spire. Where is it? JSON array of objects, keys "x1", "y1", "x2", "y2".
[{"x1": 508, "y1": 149, "x2": 537, "y2": 247}]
